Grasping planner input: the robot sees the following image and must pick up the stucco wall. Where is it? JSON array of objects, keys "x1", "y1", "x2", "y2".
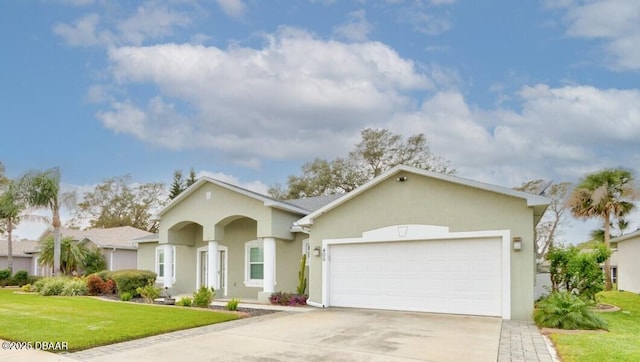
[
  {"x1": 618, "y1": 236, "x2": 640, "y2": 293},
  {"x1": 136, "y1": 242, "x2": 157, "y2": 273},
  {"x1": 0, "y1": 256, "x2": 32, "y2": 273},
  {"x1": 100, "y1": 249, "x2": 137, "y2": 271},
  {"x1": 307, "y1": 171, "x2": 537, "y2": 320}
]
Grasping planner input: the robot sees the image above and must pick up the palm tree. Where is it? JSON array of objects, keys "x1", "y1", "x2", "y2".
[
  {"x1": 569, "y1": 168, "x2": 638, "y2": 290},
  {"x1": 38, "y1": 236, "x2": 89, "y2": 275},
  {"x1": 23, "y1": 168, "x2": 75, "y2": 276},
  {"x1": 0, "y1": 182, "x2": 22, "y2": 274},
  {"x1": 0, "y1": 179, "x2": 48, "y2": 274}
]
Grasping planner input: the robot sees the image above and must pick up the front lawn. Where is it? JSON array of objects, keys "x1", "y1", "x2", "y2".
[
  {"x1": 0, "y1": 289, "x2": 239, "y2": 352},
  {"x1": 549, "y1": 291, "x2": 640, "y2": 362}
]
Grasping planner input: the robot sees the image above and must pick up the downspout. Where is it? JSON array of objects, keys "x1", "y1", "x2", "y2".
[{"x1": 110, "y1": 248, "x2": 116, "y2": 271}]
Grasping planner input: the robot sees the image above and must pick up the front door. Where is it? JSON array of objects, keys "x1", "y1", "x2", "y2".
[
  {"x1": 200, "y1": 250, "x2": 208, "y2": 287},
  {"x1": 218, "y1": 246, "x2": 228, "y2": 297}
]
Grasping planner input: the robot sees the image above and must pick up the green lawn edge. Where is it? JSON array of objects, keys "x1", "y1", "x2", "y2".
[
  {"x1": 548, "y1": 291, "x2": 640, "y2": 362},
  {"x1": 0, "y1": 288, "x2": 240, "y2": 352}
]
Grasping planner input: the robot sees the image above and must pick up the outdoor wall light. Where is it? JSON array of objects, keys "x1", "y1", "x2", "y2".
[
  {"x1": 397, "y1": 176, "x2": 408, "y2": 182},
  {"x1": 313, "y1": 246, "x2": 321, "y2": 257},
  {"x1": 513, "y1": 237, "x2": 522, "y2": 251}
]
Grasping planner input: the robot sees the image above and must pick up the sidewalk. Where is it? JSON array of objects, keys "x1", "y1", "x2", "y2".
[{"x1": 498, "y1": 320, "x2": 559, "y2": 362}]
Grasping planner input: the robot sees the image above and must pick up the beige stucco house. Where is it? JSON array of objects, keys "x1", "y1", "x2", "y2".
[
  {"x1": 137, "y1": 165, "x2": 549, "y2": 320},
  {"x1": 611, "y1": 229, "x2": 640, "y2": 293}
]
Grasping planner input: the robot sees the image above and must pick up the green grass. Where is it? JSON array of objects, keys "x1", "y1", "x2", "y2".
[
  {"x1": 549, "y1": 291, "x2": 640, "y2": 362},
  {"x1": 0, "y1": 289, "x2": 239, "y2": 352}
]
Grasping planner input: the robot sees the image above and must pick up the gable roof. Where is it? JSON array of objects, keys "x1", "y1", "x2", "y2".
[
  {"x1": 296, "y1": 164, "x2": 551, "y2": 226},
  {"x1": 156, "y1": 177, "x2": 310, "y2": 217},
  {"x1": 284, "y1": 194, "x2": 345, "y2": 212},
  {"x1": 40, "y1": 226, "x2": 152, "y2": 250},
  {"x1": 0, "y1": 240, "x2": 39, "y2": 257},
  {"x1": 131, "y1": 233, "x2": 160, "y2": 244},
  {"x1": 611, "y1": 229, "x2": 640, "y2": 243}
]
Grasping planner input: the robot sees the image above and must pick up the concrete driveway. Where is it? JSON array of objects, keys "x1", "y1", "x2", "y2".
[{"x1": 68, "y1": 308, "x2": 502, "y2": 362}]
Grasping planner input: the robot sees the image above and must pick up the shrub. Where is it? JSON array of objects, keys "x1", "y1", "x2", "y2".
[
  {"x1": 86, "y1": 274, "x2": 105, "y2": 295},
  {"x1": 83, "y1": 248, "x2": 107, "y2": 275},
  {"x1": 296, "y1": 254, "x2": 307, "y2": 296},
  {"x1": 136, "y1": 281, "x2": 161, "y2": 304},
  {"x1": 13, "y1": 271, "x2": 29, "y2": 286},
  {"x1": 120, "y1": 292, "x2": 133, "y2": 301},
  {"x1": 0, "y1": 269, "x2": 11, "y2": 286},
  {"x1": 290, "y1": 294, "x2": 308, "y2": 306},
  {"x1": 270, "y1": 291, "x2": 308, "y2": 306},
  {"x1": 61, "y1": 279, "x2": 88, "y2": 296},
  {"x1": 35, "y1": 277, "x2": 67, "y2": 296},
  {"x1": 21, "y1": 283, "x2": 33, "y2": 292},
  {"x1": 548, "y1": 245, "x2": 611, "y2": 300},
  {"x1": 192, "y1": 286, "x2": 215, "y2": 308},
  {"x1": 176, "y1": 297, "x2": 193, "y2": 307},
  {"x1": 103, "y1": 279, "x2": 116, "y2": 294},
  {"x1": 26, "y1": 275, "x2": 41, "y2": 285},
  {"x1": 96, "y1": 270, "x2": 111, "y2": 281},
  {"x1": 534, "y1": 292, "x2": 608, "y2": 330},
  {"x1": 226, "y1": 298, "x2": 240, "y2": 311},
  {"x1": 269, "y1": 291, "x2": 291, "y2": 305},
  {"x1": 110, "y1": 269, "x2": 157, "y2": 297}
]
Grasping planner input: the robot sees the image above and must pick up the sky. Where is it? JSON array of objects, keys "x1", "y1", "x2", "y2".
[{"x1": 1, "y1": 0, "x2": 639, "y2": 242}]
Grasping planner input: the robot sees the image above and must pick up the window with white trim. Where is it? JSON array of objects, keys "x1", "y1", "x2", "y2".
[
  {"x1": 244, "y1": 240, "x2": 263, "y2": 287},
  {"x1": 156, "y1": 246, "x2": 176, "y2": 282},
  {"x1": 302, "y1": 239, "x2": 310, "y2": 266}
]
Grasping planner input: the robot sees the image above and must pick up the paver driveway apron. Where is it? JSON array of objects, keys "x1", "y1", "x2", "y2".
[{"x1": 71, "y1": 308, "x2": 502, "y2": 362}]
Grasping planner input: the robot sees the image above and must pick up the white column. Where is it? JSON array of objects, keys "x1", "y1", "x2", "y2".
[
  {"x1": 163, "y1": 244, "x2": 173, "y2": 288},
  {"x1": 262, "y1": 237, "x2": 276, "y2": 294},
  {"x1": 207, "y1": 241, "x2": 219, "y2": 290}
]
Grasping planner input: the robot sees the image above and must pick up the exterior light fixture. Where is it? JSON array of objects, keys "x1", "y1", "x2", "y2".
[
  {"x1": 397, "y1": 176, "x2": 408, "y2": 182},
  {"x1": 513, "y1": 237, "x2": 522, "y2": 251}
]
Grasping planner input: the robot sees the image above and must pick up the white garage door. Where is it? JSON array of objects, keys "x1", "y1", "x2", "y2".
[{"x1": 328, "y1": 238, "x2": 502, "y2": 317}]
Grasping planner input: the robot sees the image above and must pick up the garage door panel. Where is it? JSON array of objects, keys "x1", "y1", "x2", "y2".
[{"x1": 328, "y1": 238, "x2": 502, "y2": 317}]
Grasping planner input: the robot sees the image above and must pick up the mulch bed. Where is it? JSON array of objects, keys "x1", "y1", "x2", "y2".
[
  {"x1": 593, "y1": 303, "x2": 620, "y2": 313},
  {"x1": 97, "y1": 295, "x2": 278, "y2": 317}
]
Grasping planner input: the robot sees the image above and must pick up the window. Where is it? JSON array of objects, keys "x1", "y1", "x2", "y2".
[
  {"x1": 612, "y1": 266, "x2": 618, "y2": 284},
  {"x1": 156, "y1": 246, "x2": 176, "y2": 282},
  {"x1": 302, "y1": 239, "x2": 310, "y2": 266},
  {"x1": 244, "y1": 240, "x2": 263, "y2": 287}
]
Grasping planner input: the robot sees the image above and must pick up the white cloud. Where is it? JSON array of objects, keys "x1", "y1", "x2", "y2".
[
  {"x1": 216, "y1": 0, "x2": 245, "y2": 19},
  {"x1": 333, "y1": 9, "x2": 373, "y2": 42},
  {"x1": 53, "y1": 13, "x2": 114, "y2": 47},
  {"x1": 98, "y1": 28, "x2": 436, "y2": 165},
  {"x1": 391, "y1": 84, "x2": 640, "y2": 188},
  {"x1": 117, "y1": 4, "x2": 191, "y2": 45},
  {"x1": 553, "y1": 0, "x2": 640, "y2": 70},
  {"x1": 53, "y1": 2, "x2": 192, "y2": 47}
]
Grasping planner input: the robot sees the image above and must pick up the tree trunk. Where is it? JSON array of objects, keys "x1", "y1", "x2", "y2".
[
  {"x1": 53, "y1": 210, "x2": 61, "y2": 277},
  {"x1": 603, "y1": 212, "x2": 613, "y2": 291},
  {"x1": 7, "y1": 221, "x2": 13, "y2": 275}
]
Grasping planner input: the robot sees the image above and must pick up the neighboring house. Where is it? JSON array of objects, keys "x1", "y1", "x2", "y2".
[
  {"x1": 0, "y1": 239, "x2": 39, "y2": 274},
  {"x1": 138, "y1": 165, "x2": 549, "y2": 320},
  {"x1": 39, "y1": 226, "x2": 153, "y2": 273},
  {"x1": 611, "y1": 229, "x2": 640, "y2": 294}
]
